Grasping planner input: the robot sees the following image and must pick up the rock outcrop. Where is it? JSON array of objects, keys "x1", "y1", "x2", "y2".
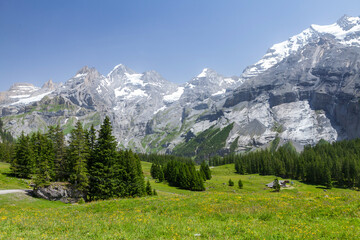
[{"x1": 33, "y1": 183, "x2": 85, "y2": 203}]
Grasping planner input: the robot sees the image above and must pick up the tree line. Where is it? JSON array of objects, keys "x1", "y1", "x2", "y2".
[
  {"x1": 10, "y1": 117, "x2": 148, "y2": 201},
  {"x1": 232, "y1": 139, "x2": 360, "y2": 189},
  {"x1": 142, "y1": 153, "x2": 211, "y2": 191}
]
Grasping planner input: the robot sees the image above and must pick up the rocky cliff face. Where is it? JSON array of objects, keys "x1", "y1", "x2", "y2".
[{"x1": 1, "y1": 15, "x2": 360, "y2": 156}]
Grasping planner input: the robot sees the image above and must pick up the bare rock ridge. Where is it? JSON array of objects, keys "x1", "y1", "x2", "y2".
[{"x1": 1, "y1": 15, "x2": 360, "y2": 157}]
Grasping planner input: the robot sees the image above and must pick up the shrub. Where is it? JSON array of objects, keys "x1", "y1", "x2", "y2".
[
  {"x1": 228, "y1": 179, "x2": 234, "y2": 186},
  {"x1": 238, "y1": 179, "x2": 243, "y2": 189}
]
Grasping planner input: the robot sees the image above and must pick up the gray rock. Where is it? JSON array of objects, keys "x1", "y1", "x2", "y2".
[{"x1": 33, "y1": 183, "x2": 84, "y2": 203}]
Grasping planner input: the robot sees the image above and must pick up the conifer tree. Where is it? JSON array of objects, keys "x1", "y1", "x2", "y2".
[
  {"x1": 158, "y1": 166, "x2": 165, "y2": 182},
  {"x1": 119, "y1": 150, "x2": 145, "y2": 197},
  {"x1": 228, "y1": 179, "x2": 234, "y2": 186},
  {"x1": 238, "y1": 179, "x2": 243, "y2": 189},
  {"x1": 89, "y1": 116, "x2": 119, "y2": 200},
  {"x1": 32, "y1": 132, "x2": 54, "y2": 187},
  {"x1": 48, "y1": 125, "x2": 67, "y2": 181},
  {"x1": 273, "y1": 178, "x2": 280, "y2": 192},
  {"x1": 146, "y1": 180, "x2": 152, "y2": 195},
  {"x1": 200, "y1": 161, "x2": 212, "y2": 180},
  {"x1": 11, "y1": 132, "x2": 33, "y2": 178},
  {"x1": 68, "y1": 121, "x2": 89, "y2": 192},
  {"x1": 324, "y1": 167, "x2": 332, "y2": 189},
  {"x1": 85, "y1": 125, "x2": 97, "y2": 172}
]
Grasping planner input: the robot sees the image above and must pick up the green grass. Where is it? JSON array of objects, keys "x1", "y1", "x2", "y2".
[
  {"x1": 173, "y1": 123, "x2": 234, "y2": 158},
  {"x1": 0, "y1": 162, "x2": 31, "y2": 190},
  {"x1": 0, "y1": 162, "x2": 360, "y2": 239}
]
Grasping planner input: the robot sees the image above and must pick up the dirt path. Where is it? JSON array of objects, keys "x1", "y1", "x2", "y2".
[{"x1": 0, "y1": 189, "x2": 31, "y2": 195}]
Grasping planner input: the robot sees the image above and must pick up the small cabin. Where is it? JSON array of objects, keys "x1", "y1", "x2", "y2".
[{"x1": 266, "y1": 180, "x2": 289, "y2": 188}]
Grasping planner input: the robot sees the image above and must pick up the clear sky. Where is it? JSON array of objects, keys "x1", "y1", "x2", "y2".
[{"x1": 1, "y1": 0, "x2": 360, "y2": 91}]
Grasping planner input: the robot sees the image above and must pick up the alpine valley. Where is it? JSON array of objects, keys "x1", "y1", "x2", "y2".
[{"x1": 2, "y1": 15, "x2": 360, "y2": 159}]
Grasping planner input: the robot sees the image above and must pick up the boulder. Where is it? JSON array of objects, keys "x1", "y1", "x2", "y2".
[{"x1": 33, "y1": 182, "x2": 85, "y2": 203}]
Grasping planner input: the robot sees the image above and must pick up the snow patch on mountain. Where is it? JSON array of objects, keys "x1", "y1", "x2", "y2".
[
  {"x1": 9, "y1": 95, "x2": 31, "y2": 99},
  {"x1": 197, "y1": 68, "x2": 209, "y2": 78},
  {"x1": 163, "y1": 87, "x2": 184, "y2": 103},
  {"x1": 10, "y1": 91, "x2": 53, "y2": 106},
  {"x1": 154, "y1": 106, "x2": 167, "y2": 115},
  {"x1": 212, "y1": 89, "x2": 226, "y2": 96},
  {"x1": 74, "y1": 73, "x2": 88, "y2": 78},
  {"x1": 242, "y1": 15, "x2": 360, "y2": 80},
  {"x1": 115, "y1": 87, "x2": 148, "y2": 99},
  {"x1": 243, "y1": 28, "x2": 315, "y2": 78},
  {"x1": 124, "y1": 73, "x2": 145, "y2": 86},
  {"x1": 222, "y1": 78, "x2": 235, "y2": 85},
  {"x1": 311, "y1": 16, "x2": 360, "y2": 45}
]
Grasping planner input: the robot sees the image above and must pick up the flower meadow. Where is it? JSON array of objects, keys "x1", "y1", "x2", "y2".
[{"x1": 0, "y1": 162, "x2": 359, "y2": 239}]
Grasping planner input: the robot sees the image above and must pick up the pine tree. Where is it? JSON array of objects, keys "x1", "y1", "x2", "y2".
[
  {"x1": 273, "y1": 178, "x2": 280, "y2": 192},
  {"x1": 228, "y1": 179, "x2": 234, "y2": 186},
  {"x1": 158, "y1": 166, "x2": 165, "y2": 182},
  {"x1": 88, "y1": 116, "x2": 119, "y2": 200},
  {"x1": 324, "y1": 167, "x2": 332, "y2": 189},
  {"x1": 200, "y1": 161, "x2": 212, "y2": 180},
  {"x1": 11, "y1": 132, "x2": 34, "y2": 178},
  {"x1": 152, "y1": 189, "x2": 157, "y2": 196},
  {"x1": 238, "y1": 179, "x2": 243, "y2": 189},
  {"x1": 48, "y1": 125, "x2": 67, "y2": 181},
  {"x1": 85, "y1": 125, "x2": 97, "y2": 172},
  {"x1": 68, "y1": 121, "x2": 89, "y2": 192},
  {"x1": 32, "y1": 132, "x2": 54, "y2": 187},
  {"x1": 146, "y1": 180, "x2": 152, "y2": 195}
]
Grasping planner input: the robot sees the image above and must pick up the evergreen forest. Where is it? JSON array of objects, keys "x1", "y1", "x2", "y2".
[
  {"x1": 231, "y1": 139, "x2": 360, "y2": 189},
  {"x1": 9, "y1": 117, "x2": 147, "y2": 201}
]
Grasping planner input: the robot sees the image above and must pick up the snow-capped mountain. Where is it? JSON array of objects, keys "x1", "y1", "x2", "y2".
[
  {"x1": 1, "y1": 15, "x2": 360, "y2": 158},
  {"x1": 0, "y1": 81, "x2": 55, "y2": 107},
  {"x1": 242, "y1": 15, "x2": 360, "y2": 79}
]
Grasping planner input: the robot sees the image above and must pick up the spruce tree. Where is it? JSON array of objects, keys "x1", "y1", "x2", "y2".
[
  {"x1": 32, "y1": 132, "x2": 54, "y2": 187},
  {"x1": 228, "y1": 179, "x2": 234, "y2": 186},
  {"x1": 200, "y1": 161, "x2": 212, "y2": 180},
  {"x1": 158, "y1": 166, "x2": 165, "y2": 182},
  {"x1": 119, "y1": 150, "x2": 145, "y2": 197},
  {"x1": 238, "y1": 179, "x2": 243, "y2": 189},
  {"x1": 12, "y1": 132, "x2": 34, "y2": 178},
  {"x1": 273, "y1": 178, "x2": 280, "y2": 192},
  {"x1": 68, "y1": 121, "x2": 89, "y2": 192},
  {"x1": 85, "y1": 125, "x2": 97, "y2": 172},
  {"x1": 146, "y1": 180, "x2": 152, "y2": 195},
  {"x1": 324, "y1": 167, "x2": 332, "y2": 189},
  {"x1": 89, "y1": 116, "x2": 119, "y2": 200}
]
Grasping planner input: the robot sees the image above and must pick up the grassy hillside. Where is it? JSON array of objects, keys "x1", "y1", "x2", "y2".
[
  {"x1": 0, "y1": 162, "x2": 31, "y2": 190},
  {"x1": 173, "y1": 123, "x2": 234, "y2": 159},
  {"x1": 0, "y1": 161, "x2": 359, "y2": 239}
]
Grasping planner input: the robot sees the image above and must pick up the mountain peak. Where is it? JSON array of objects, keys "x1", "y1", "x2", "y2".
[
  {"x1": 197, "y1": 68, "x2": 218, "y2": 78},
  {"x1": 107, "y1": 64, "x2": 134, "y2": 77},
  {"x1": 42, "y1": 79, "x2": 55, "y2": 90},
  {"x1": 77, "y1": 66, "x2": 91, "y2": 74},
  {"x1": 336, "y1": 15, "x2": 360, "y2": 30},
  {"x1": 8, "y1": 82, "x2": 39, "y2": 93},
  {"x1": 242, "y1": 15, "x2": 360, "y2": 80},
  {"x1": 73, "y1": 66, "x2": 99, "y2": 78},
  {"x1": 310, "y1": 15, "x2": 360, "y2": 39}
]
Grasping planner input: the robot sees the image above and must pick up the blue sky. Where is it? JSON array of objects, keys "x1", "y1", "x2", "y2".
[{"x1": 1, "y1": 0, "x2": 360, "y2": 91}]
